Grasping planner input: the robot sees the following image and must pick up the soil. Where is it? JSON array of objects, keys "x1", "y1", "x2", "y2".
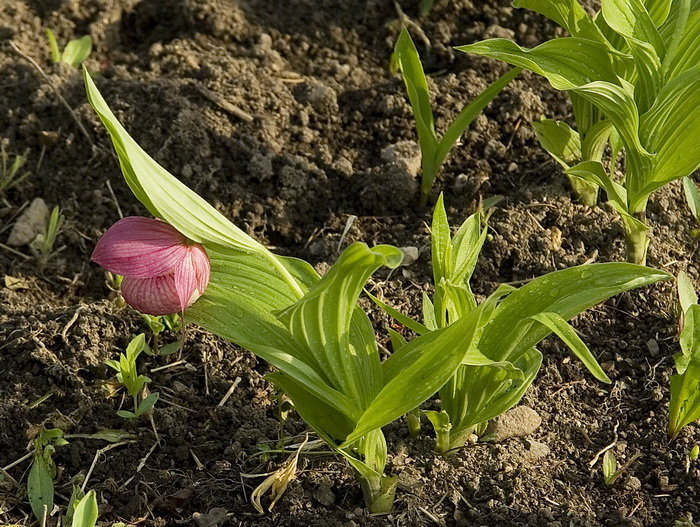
[{"x1": 0, "y1": 1, "x2": 699, "y2": 526}]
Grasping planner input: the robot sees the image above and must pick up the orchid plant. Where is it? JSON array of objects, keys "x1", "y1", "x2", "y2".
[
  {"x1": 392, "y1": 27, "x2": 520, "y2": 206},
  {"x1": 373, "y1": 194, "x2": 669, "y2": 452},
  {"x1": 457, "y1": 0, "x2": 700, "y2": 264},
  {"x1": 84, "y1": 70, "x2": 510, "y2": 513}
]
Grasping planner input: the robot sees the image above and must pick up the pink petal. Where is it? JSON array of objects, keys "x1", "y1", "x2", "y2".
[
  {"x1": 173, "y1": 244, "x2": 210, "y2": 312},
  {"x1": 92, "y1": 217, "x2": 188, "y2": 278},
  {"x1": 121, "y1": 275, "x2": 182, "y2": 315}
]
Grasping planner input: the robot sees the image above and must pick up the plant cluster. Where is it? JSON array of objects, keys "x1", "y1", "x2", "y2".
[{"x1": 82, "y1": 62, "x2": 673, "y2": 512}]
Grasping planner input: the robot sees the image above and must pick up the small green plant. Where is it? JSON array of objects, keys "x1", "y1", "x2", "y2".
[
  {"x1": 0, "y1": 144, "x2": 30, "y2": 196},
  {"x1": 458, "y1": 0, "x2": 700, "y2": 264},
  {"x1": 141, "y1": 313, "x2": 182, "y2": 355},
  {"x1": 392, "y1": 27, "x2": 521, "y2": 206},
  {"x1": 69, "y1": 490, "x2": 99, "y2": 527},
  {"x1": 602, "y1": 450, "x2": 618, "y2": 485},
  {"x1": 27, "y1": 427, "x2": 68, "y2": 522},
  {"x1": 372, "y1": 194, "x2": 670, "y2": 452},
  {"x1": 46, "y1": 29, "x2": 92, "y2": 68},
  {"x1": 669, "y1": 271, "x2": 700, "y2": 440},
  {"x1": 30, "y1": 205, "x2": 65, "y2": 266},
  {"x1": 105, "y1": 333, "x2": 159, "y2": 419}
]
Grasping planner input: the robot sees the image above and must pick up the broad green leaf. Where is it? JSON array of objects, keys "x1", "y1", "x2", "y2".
[
  {"x1": 277, "y1": 243, "x2": 402, "y2": 408},
  {"x1": 669, "y1": 357, "x2": 700, "y2": 439},
  {"x1": 46, "y1": 29, "x2": 61, "y2": 63},
  {"x1": 479, "y1": 263, "x2": 671, "y2": 362},
  {"x1": 679, "y1": 304, "x2": 700, "y2": 370},
  {"x1": 62, "y1": 35, "x2": 92, "y2": 68},
  {"x1": 530, "y1": 312, "x2": 611, "y2": 383},
  {"x1": 639, "y1": 67, "x2": 700, "y2": 197},
  {"x1": 84, "y1": 68, "x2": 267, "y2": 255},
  {"x1": 678, "y1": 271, "x2": 698, "y2": 314},
  {"x1": 659, "y1": 0, "x2": 691, "y2": 78},
  {"x1": 602, "y1": 0, "x2": 665, "y2": 57},
  {"x1": 431, "y1": 193, "x2": 451, "y2": 284},
  {"x1": 644, "y1": 0, "x2": 673, "y2": 26},
  {"x1": 456, "y1": 38, "x2": 621, "y2": 90},
  {"x1": 581, "y1": 120, "x2": 614, "y2": 161},
  {"x1": 566, "y1": 160, "x2": 627, "y2": 208},
  {"x1": 513, "y1": 0, "x2": 607, "y2": 41},
  {"x1": 626, "y1": 39, "x2": 663, "y2": 113},
  {"x1": 388, "y1": 328, "x2": 408, "y2": 352},
  {"x1": 570, "y1": 82, "x2": 651, "y2": 166},
  {"x1": 344, "y1": 304, "x2": 489, "y2": 444},
  {"x1": 28, "y1": 453, "x2": 54, "y2": 521},
  {"x1": 531, "y1": 118, "x2": 582, "y2": 168},
  {"x1": 135, "y1": 392, "x2": 159, "y2": 415},
  {"x1": 422, "y1": 292, "x2": 438, "y2": 331},
  {"x1": 126, "y1": 333, "x2": 145, "y2": 361},
  {"x1": 267, "y1": 371, "x2": 355, "y2": 444},
  {"x1": 72, "y1": 490, "x2": 98, "y2": 527},
  {"x1": 683, "y1": 177, "x2": 700, "y2": 223},
  {"x1": 663, "y1": 7, "x2": 700, "y2": 79},
  {"x1": 602, "y1": 450, "x2": 618, "y2": 484}
]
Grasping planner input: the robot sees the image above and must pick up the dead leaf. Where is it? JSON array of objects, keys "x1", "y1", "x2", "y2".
[{"x1": 4, "y1": 275, "x2": 31, "y2": 290}]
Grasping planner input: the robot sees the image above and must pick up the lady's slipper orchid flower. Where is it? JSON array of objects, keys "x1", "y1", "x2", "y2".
[{"x1": 92, "y1": 217, "x2": 210, "y2": 316}]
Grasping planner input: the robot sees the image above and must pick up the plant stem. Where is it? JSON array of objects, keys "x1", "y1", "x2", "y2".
[
  {"x1": 623, "y1": 212, "x2": 649, "y2": 265},
  {"x1": 358, "y1": 474, "x2": 398, "y2": 513},
  {"x1": 567, "y1": 175, "x2": 598, "y2": 207},
  {"x1": 406, "y1": 408, "x2": 422, "y2": 438}
]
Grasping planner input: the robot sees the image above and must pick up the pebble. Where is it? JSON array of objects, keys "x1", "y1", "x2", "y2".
[
  {"x1": 7, "y1": 197, "x2": 49, "y2": 246},
  {"x1": 380, "y1": 141, "x2": 421, "y2": 177},
  {"x1": 485, "y1": 406, "x2": 542, "y2": 442}
]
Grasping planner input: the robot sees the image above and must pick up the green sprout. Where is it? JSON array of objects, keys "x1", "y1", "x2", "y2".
[
  {"x1": 27, "y1": 427, "x2": 68, "y2": 523},
  {"x1": 668, "y1": 271, "x2": 700, "y2": 440},
  {"x1": 30, "y1": 205, "x2": 65, "y2": 267},
  {"x1": 458, "y1": 0, "x2": 700, "y2": 264},
  {"x1": 371, "y1": 193, "x2": 670, "y2": 452},
  {"x1": 105, "y1": 333, "x2": 159, "y2": 419},
  {"x1": 46, "y1": 29, "x2": 92, "y2": 68},
  {"x1": 392, "y1": 27, "x2": 520, "y2": 206},
  {"x1": 0, "y1": 144, "x2": 30, "y2": 197},
  {"x1": 683, "y1": 177, "x2": 700, "y2": 238},
  {"x1": 141, "y1": 313, "x2": 182, "y2": 356}
]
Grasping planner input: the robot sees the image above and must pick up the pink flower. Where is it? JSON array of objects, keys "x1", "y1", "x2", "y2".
[{"x1": 92, "y1": 217, "x2": 210, "y2": 315}]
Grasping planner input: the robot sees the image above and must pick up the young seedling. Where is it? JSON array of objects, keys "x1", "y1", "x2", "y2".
[
  {"x1": 105, "y1": 333, "x2": 159, "y2": 419},
  {"x1": 0, "y1": 144, "x2": 30, "y2": 198},
  {"x1": 668, "y1": 271, "x2": 700, "y2": 440},
  {"x1": 84, "y1": 70, "x2": 524, "y2": 513},
  {"x1": 46, "y1": 29, "x2": 92, "y2": 68},
  {"x1": 141, "y1": 313, "x2": 182, "y2": 356},
  {"x1": 70, "y1": 490, "x2": 99, "y2": 527},
  {"x1": 371, "y1": 194, "x2": 670, "y2": 452},
  {"x1": 458, "y1": 0, "x2": 700, "y2": 264},
  {"x1": 602, "y1": 450, "x2": 618, "y2": 485},
  {"x1": 30, "y1": 205, "x2": 65, "y2": 267},
  {"x1": 26, "y1": 427, "x2": 68, "y2": 523},
  {"x1": 392, "y1": 27, "x2": 521, "y2": 206}
]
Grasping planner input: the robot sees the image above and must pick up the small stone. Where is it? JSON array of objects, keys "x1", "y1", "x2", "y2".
[
  {"x1": 192, "y1": 508, "x2": 228, "y2": 527},
  {"x1": 399, "y1": 246, "x2": 419, "y2": 266},
  {"x1": 525, "y1": 439, "x2": 550, "y2": 459},
  {"x1": 313, "y1": 483, "x2": 335, "y2": 506},
  {"x1": 7, "y1": 198, "x2": 49, "y2": 246},
  {"x1": 623, "y1": 476, "x2": 641, "y2": 491},
  {"x1": 485, "y1": 406, "x2": 542, "y2": 442},
  {"x1": 307, "y1": 84, "x2": 338, "y2": 114},
  {"x1": 380, "y1": 141, "x2": 421, "y2": 177},
  {"x1": 646, "y1": 339, "x2": 659, "y2": 357}
]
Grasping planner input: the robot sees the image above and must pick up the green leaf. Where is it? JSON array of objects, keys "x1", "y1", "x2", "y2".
[
  {"x1": 84, "y1": 68, "x2": 267, "y2": 254},
  {"x1": 479, "y1": 263, "x2": 671, "y2": 363},
  {"x1": 344, "y1": 303, "x2": 491, "y2": 445},
  {"x1": 602, "y1": 0, "x2": 665, "y2": 57},
  {"x1": 566, "y1": 160, "x2": 627, "y2": 209},
  {"x1": 669, "y1": 355, "x2": 700, "y2": 440},
  {"x1": 639, "y1": 67, "x2": 700, "y2": 200},
  {"x1": 581, "y1": 120, "x2": 614, "y2": 161},
  {"x1": 602, "y1": 450, "x2": 618, "y2": 484},
  {"x1": 388, "y1": 328, "x2": 408, "y2": 352},
  {"x1": 530, "y1": 312, "x2": 610, "y2": 383},
  {"x1": 513, "y1": 0, "x2": 607, "y2": 41},
  {"x1": 451, "y1": 212, "x2": 486, "y2": 286},
  {"x1": 116, "y1": 410, "x2": 137, "y2": 419},
  {"x1": 531, "y1": 118, "x2": 582, "y2": 168},
  {"x1": 277, "y1": 243, "x2": 402, "y2": 409},
  {"x1": 135, "y1": 392, "x2": 159, "y2": 416},
  {"x1": 61, "y1": 35, "x2": 92, "y2": 68},
  {"x1": 28, "y1": 453, "x2": 54, "y2": 521},
  {"x1": 456, "y1": 38, "x2": 621, "y2": 90},
  {"x1": 678, "y1": 271, "x2": 698, "y2": 314},
  {"x1": 663, "y1": 7, "x2": 700, "y2": 80},
  {"x1": 72, "y1": 490, "x2": 99, "y2": 527},
  {"x1": 46, "y1": 29, "x2": 61, "y2": 63},
  {"x1": 644, "y1": 0, "x2": 673, "y2": 26},
  {"x1": 431, "y1": 193, "x2": 451, "y2": 285},
  {"x1": 125, "y1": 334, "x2": 145, "y2": 362}
]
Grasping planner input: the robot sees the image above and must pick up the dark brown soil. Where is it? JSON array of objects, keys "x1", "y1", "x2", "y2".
[{"x1": 1, "y1": 1, "x2": 699, "y2": 526}]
